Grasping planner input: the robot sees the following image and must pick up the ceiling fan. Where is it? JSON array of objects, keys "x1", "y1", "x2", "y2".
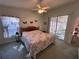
[{"x1": 33, "y1": 0, "x2": 50, "y2": 14}]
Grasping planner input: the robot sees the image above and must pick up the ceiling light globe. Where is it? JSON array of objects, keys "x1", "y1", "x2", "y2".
[{"x1": 38, "y1": 9, "x2": 44, "y2": 14}]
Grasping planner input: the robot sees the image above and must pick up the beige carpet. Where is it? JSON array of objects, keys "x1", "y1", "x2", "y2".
[
  {"x1": 37, "y1": 39, "x2": 78, "y2": 59},
  {"x1": 0, "y1": 39, "x2": 78, "y2": 59}
]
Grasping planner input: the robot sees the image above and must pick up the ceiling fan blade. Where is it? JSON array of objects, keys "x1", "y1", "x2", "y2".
[
  {"x1": 36, "y1": 4, "x2": 41, "y2": 8},
  {"x1": 42, "y1": 6, "x2": 50, "y2": 9}
]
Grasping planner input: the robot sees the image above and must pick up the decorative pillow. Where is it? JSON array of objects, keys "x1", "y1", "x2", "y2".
[{"x1": 20, "y1": 26, "x2": 39, "y2": 32}]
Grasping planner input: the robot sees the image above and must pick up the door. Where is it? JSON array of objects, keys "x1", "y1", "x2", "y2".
[{"x1": 49, "y1": 15, "x2": 68, "y2": 40}]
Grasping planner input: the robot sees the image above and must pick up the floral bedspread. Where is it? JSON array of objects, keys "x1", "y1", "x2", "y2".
[{"x1": 22, "y1": 30, "x2": 54, "y2": 56}]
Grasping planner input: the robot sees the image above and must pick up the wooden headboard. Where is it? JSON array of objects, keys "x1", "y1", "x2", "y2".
[{"x1": 20, "y1": 26, "x2": 39, "y2": 32}]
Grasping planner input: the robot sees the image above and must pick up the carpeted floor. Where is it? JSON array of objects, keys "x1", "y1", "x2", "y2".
[
  {"x1": 0, "y1": 42, "x2": 28, "y2": 59},
  {"x1": 0, "y1": 39, "x2": 78, "y2": 59},
  {"x1": 37, "y1": 39, "x2": 79, "y2": 59}
]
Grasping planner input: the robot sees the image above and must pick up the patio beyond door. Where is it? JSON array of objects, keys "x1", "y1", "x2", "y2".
[{"x1": 49, "y1": 15, "x2": 68, "y2": 40}]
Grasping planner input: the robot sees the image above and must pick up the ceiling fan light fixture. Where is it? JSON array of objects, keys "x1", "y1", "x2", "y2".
[
  {"x1": 38, "y1": 9, "x2": 44, "y2": 14},
  {"x1": 33, "y1": 0, "x2": 49, "y2": 14}
]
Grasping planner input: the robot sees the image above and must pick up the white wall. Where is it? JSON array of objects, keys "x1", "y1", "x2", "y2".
[
  {"x1": 0, "y1": 5, "x2": 44, "y2": 30},
  {"x1": 43, "y1": 0, "x2": 79, "y2": 44},
  {"x1": 0, "y1": 5, "x2": 44, "y2": 44}
]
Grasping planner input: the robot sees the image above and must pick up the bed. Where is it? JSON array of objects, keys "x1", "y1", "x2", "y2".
[{"x1": 20, "y1": 26, "x2": 54, "y2": 59}]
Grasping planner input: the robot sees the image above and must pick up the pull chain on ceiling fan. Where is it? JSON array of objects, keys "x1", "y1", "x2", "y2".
[{"x1": 33, "y1": 0, "x2": 50, "y2": 14}]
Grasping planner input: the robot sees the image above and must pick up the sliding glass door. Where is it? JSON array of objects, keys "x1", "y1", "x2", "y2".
[{"x1": 49, "y1": 15, "x2": 68, "y2": 40}]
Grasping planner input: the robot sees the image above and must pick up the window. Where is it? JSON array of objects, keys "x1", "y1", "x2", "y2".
[{"x1": 1, "y1": 16, "x2": 19, "y2": 38}]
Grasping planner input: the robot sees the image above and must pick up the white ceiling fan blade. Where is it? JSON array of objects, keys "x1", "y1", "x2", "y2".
[
  {"x1": 42, "y1": 6, "x2": 50, "y2": 9},
  {"x1": 36, "y1": 4, "x2": 41, "y2": 8}
]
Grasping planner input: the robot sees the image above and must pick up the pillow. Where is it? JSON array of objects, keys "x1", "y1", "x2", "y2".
[{"x1": 20, "y1": 26, "x2": 39, "y2": 32}]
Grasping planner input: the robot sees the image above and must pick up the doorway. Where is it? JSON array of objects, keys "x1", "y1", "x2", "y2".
[{"x1": 49, "y1": 15, "x2": 68, "y2": 40}]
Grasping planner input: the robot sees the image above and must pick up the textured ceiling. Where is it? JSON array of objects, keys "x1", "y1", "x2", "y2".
[{"x1": 0, "y1": 0, "x2": 75, "y2": 10}]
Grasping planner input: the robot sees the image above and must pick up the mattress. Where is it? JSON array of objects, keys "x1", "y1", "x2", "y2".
[{"x1": 21, "y1": 30, "x2": 54, "y2": 56}]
